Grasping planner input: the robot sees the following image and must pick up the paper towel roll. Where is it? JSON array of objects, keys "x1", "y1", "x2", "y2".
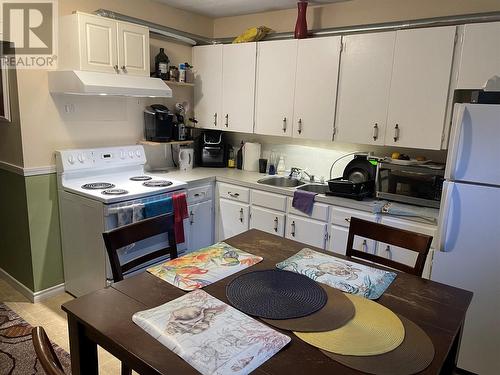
[{"x1": 243, "y1": 142, "x2": 261, "y2": 172}]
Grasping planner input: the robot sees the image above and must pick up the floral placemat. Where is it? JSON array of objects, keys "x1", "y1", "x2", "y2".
[
  {"x1": 132, "y1": 289, "x2": 290, "y2": 375},
  {"x1": 147, "y1": 242, "x2": 263, "y2": 291},
  {"x1": 276, "y1": 248, "x2": 396, "y2": 299}
]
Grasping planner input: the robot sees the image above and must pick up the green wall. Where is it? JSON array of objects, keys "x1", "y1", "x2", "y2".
[
  {"x1": 25, "y1": 173, "x2": 63, "y2": 292},
  {"x1": 0, "y1": 169, "x2": 64, "y2": 293},
  {"x1": 0, "y1": 169, "x2": 34, "y2": 291}
]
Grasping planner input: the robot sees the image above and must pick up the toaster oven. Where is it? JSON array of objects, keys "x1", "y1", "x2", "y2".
[{"x1": 375, "y1": 162, "x2": 444, "y2": 208}]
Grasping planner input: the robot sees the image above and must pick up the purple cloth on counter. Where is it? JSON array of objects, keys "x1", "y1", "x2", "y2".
[{"x1": 292, "y1": 190, "x2": 317, "y2": 215}]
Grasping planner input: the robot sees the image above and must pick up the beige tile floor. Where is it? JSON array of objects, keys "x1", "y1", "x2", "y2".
[{"x1": 0, "y1": 276, "x2": 131, "y2": 374}]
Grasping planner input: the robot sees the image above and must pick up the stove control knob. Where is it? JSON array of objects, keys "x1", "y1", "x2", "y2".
[
  {"x1": 78, "y1": 154, "x2": 86, "y2": 163},
  {"x1": 68, "y1": 155, "x2": 75, "y2": 164},
  {"x1": 135, "y1": 150, "x2": 141, "y2": 157},
  {"x1": 129, "y1": 151, "x2": 134, "y2": 158}
]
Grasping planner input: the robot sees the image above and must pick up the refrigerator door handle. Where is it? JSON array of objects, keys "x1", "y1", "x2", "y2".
[
  {"x1": 437, "y1": 181, "x2": 454, "y2": 252},
  {"x1": 445, "y1": 104, "x2": 466, "y2": 180}
]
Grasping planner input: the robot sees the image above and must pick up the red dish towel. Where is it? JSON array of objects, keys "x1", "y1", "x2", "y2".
[{"x1": 173, "y1": 192, "x2": 189, "y2": 244}]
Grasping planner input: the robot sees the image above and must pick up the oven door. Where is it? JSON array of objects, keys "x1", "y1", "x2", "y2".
[{"x1": 103, "y1": 190, "x2": 187, "y2": 281}]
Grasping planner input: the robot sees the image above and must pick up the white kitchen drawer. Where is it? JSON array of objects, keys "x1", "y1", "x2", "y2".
[
  {"x1": 251, "y1": 189, "x2": 287, "y2": 212},
  {"x1": 217, "y1": 183, "x2": 250, "y2": 203},
  {"x1": 380, "y1": 216, "x2": 437, "y2": 248},
  {"x1": 187, "y1": 184, "x2": 213, "y2": 204},
  {"x1": 287, "y1": 197, "x2": 329, "y2": 221},
  {"x1": 331, "y1": 207, "x2": 378, "y2": 227},
  {"x1": 285, "y1": 214, "x2": 328, "y2": 249},
  {"x1": 250, "y1": 206, "x2": 285, "y2": 237}
]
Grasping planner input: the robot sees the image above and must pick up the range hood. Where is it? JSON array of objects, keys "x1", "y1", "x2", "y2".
[{"x1": 48, "y1": 70, "x2": 172, "y2": 97}]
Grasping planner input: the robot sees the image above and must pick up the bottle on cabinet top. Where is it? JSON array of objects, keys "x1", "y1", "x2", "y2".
[{"x1": 154, "y1": 48, "x2": 169, "y2": 80}]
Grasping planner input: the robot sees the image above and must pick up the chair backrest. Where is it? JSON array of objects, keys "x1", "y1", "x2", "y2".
[
  {"x1": 346, "y1": 217, "x2": 433, "y2": 276},
  {"x1": 102, "y1": 213, "x2": 178, "y2": 282},
  {"x1": 32, "y1": 327, "x2": 66, "y2": 375}
]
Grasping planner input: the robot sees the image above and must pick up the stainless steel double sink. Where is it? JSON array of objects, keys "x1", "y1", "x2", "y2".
[{"x1": 256, "y1": 176, "x2": 329, "y2": 194}]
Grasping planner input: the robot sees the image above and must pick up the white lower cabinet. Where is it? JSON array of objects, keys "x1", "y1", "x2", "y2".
[
  {"x1": 250, "y1": 206, "x2": 285, "y2": 237},
  {"x1": 329, "y1": 207, "x2": 379, "y2": 255},
  {"x1": 329, "y1": 225, "x2": 377, "y2": 256},
  {"x1": 186, "y1": 200, "x2": 213, "y2": 252},
  {"x1": 285, "y1": 214, "x2": 328, "y2": 249},
  {"x1": 376, "y1": 217, "x2": 437, "y2": 279},
  {"x1": 218, "y1": 198, "x2": 249, "y2": 241}
]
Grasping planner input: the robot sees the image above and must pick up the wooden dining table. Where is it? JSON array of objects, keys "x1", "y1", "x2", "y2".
[{"x1": 62, "y1": 229, "x2": 472, "y2": 375}]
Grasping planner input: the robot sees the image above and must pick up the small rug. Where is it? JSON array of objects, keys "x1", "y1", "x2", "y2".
[{"x1": 0, "y1": 303, "x2": 72, "y2": 375}]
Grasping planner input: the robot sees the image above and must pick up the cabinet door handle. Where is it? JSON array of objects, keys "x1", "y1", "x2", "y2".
[
  {"x1": 189, "y1": 211, "x2": 194, "y2": 225},
  {"x1": 121, "y1": 65, "x2": 127, "y2": 72},
  {"x1": 113, "y1": 65, "x2": 119, "y2": 73},
  {"x1": 373, "y1": 123, "x2": 379, "y2": 141},
  {"x1": 274, "y1": 217, "x2": 279, "y2": 232},
  {"x1": 225, "y1": 114, "x2": 229, "y2": 127},
  {"x1": 214, "y1": 113, "x2": 217, "y2": 126},
  {"x1": 297, "y1": 118, "x2": 302, "y2": 135},
  {"x1": 393, "y1": 124, "x2": 400, "y2": 142},
  {"x1": 362, "y1": 239, "x2": 368, "y2": 252},
  {"x1": 228, "y1": 192, "x2": 240, "y2": 198},
  {"x1": 239, "y1": 208, "x2": 244, "y2": 223},
  {"x1": 291, "y1": 221, "x2": 296, "y2": 237},
  {"x1": 385, "y1": 245, "x2": 392, "y2": 259},
  {"x1": 344, "y1": 217, "x2": 351, "y2": 223},
  {"x1": 282, "y1": 117, "x2": 287, "y2": 132}
]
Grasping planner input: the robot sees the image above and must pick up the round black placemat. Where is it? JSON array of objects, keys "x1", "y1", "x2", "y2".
[{"x1": 226, "y1": 269, "x2": 328, "y2": 319}]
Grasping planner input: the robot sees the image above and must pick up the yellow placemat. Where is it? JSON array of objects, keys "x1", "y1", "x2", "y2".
[{"x1": 294, "y1": 294, "x2": 404, "y2": 356}]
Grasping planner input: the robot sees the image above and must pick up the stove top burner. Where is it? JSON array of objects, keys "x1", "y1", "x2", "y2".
[
  {"x1": 101, "y1": 189, "x2": 129, "y2": 196},
  {"x1": 82, "y1": 182, "x2": 115, "y2": 190},
  {"x1": 130, "y1": 176, "x2": 153, "y2": 181},
  {"x1": 143, "y1": 180, "x2": 173, "y2": 188}
]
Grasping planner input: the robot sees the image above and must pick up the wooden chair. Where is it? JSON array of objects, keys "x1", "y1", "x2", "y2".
[
  {"x1": 31, "y1": 327, "x2": 66, "y2": 375},
  {"x1": 346, "y1": 217, "x2": 433, "y2": 276},
  {"x1": 102, "y1": 213, "x2": 178, "y2": 282}
]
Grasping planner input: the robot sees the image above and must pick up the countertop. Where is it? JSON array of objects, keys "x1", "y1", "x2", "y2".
[{"x1": 151, "y1": 167, "x2": 440, "y2": 223}]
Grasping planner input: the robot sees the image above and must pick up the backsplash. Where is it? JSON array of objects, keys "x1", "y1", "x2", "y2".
[
  {"x1": 225, "y1": 133, "x2": 448, "y2": 180},
  {"x1": 144, "y1": 130, "x2": 448, "y2": 176}
]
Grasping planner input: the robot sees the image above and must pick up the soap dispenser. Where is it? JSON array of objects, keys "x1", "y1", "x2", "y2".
[{"x1": 277, "y1": 155, "x2": 286, "y2": 175}]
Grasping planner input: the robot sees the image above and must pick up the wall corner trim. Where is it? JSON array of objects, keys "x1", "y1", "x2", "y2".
[
  {"x1": 0, "y1": 160, "x2": 24, "y2": 175},
  {"x1": 0, "y1": 266, "x2": 65, "y2": 303},
  {"x1": 0, "y1": 161, "x2": 56, "y2": 176}
]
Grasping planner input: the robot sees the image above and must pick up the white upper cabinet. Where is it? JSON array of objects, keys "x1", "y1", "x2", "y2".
[
  {"x1": 293, "y1": 37, "x2": 341, "y2": 141},
  {"x1": 255, "y1": 39, "x2": 298, "y2": 137},
  {"x1": 60, "y1": 12, "x2": 149, "y2": 76},
  {"x1": 222, "y1": 43, "x2": 257, "y2": 133},
  {"x1": 457, "y1": 22, "x2": 500, "y2": 89},
  {"x1": 193, "y1": 45, "x2": 223, "y2": 130},
  {"x1": 76, "y1": 13, "x2": 118, "y2": 74},
  {"x1": 386, "y1": 26, "x2": 456, "y2": 150},
  {"x1": 117, "y1": 21, "x2": 149, "y2": 76},
  {"x1": 335, "y1": 32, "x2": 395, "y2": 146}
]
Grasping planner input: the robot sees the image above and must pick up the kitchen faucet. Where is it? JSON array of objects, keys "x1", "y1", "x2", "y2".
[{"x1": 289, "y1": 167, "x2": 315, "y2": 183}]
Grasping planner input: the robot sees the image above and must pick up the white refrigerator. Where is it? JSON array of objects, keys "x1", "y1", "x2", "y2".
[{"x1": 433, "y1": 103, "x2": 500, "y2": 375}]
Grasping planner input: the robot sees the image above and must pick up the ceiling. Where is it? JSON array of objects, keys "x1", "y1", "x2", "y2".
[{"x1": 153, "y1": 0, "x2": 348, "y2": 18}]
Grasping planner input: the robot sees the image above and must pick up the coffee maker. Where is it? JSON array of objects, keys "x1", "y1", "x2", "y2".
[
  {"x1": 144, "y1": 104, "x2": 174, "y2": 142},
  {"x1": 199, "y1": 131, "x2": 226, "y2": 167}
]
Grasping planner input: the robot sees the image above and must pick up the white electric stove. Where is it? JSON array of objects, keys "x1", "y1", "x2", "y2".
[{"x1": 56, "y1": 145, "x2": 187, "y2": 297}]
